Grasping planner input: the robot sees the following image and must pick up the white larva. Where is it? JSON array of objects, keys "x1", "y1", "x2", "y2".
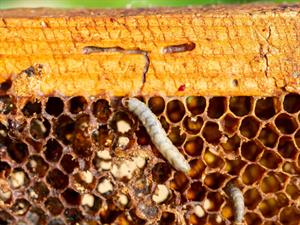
[
  {"x1": 123, "y1": 97, "x2": 191, "y2": 174},
  {"x1": 225, "y1": 183, "x2": 245, "y2": 225}
]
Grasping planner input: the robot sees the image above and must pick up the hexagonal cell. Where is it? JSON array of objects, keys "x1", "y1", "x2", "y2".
[
  {"x1": 186, "y1": 96, "x2": 206, "y2": 115},
  {"x1": 221, "y1": 113, "x2": 240, "y2": 135},
  {"x1": 221, "y1": 203, "x2": 233, "y2": 221},
  {"x1": 278, "y1": 136, "x2": 298, "y2": 159},
  {"x1": 242, "y1": 164, "x2": 265, "y2": 185},
  {"x1": 152, "y1": 162, "x2": 172, "y2": 184},
  {"x1": 229, "y1": 96, "x2": 252, "y2": 117},
  {"x1": 255, "y1": 97, "x2": 278, "y2": 120},
  {"x1": 0, "y1": 161, "x2": 11, "y2": 178},
  {"x1": 109, "y1": 111, "x2": 134, "y2": 134},
  {"x1": 206, "y1": 192, "x2": 224, "y2": 212},
  {"x1": 26, "y1": 207, "x2": 47, "y2": 225},
  {"x1": 259, "y1": 150, "x2": 282, "y2": 169},
  {"x1": 275, "y1": 113, "x2": 298, "y2": 134},
  {"x1": 225, "y1": 157, "x2": 246, "y2": 176},
  {"x1": 241, "y1": 140, "x2": 263, "y2": 162},
  {"x1": 22, "y1": 99, "x2": 41, "y2": 117},
  {"x1": 221, "y1": 134, "x2": 240, "y2": 156},
  {"x1": 148, "y1": 96, "x2": 165, "y2": 115},
  {"x1": 0, "y1": 95, "x2": 15, "y2": 114},
  {"x1": 64, "y1": 208, "x2": 83, "y2": 224},
  {"x1": 282, "y1": 161, "x2": 299, "y2": 175},
  {"x1": 28, "y1": 181, "x2": 49, "y2": 202},
  {"x1": 8, "y1": 168, "x2": 29, "y2": 189},
  {"x1": 259, "y1": 197, "x2": 280, "y2": 218},
  {"x1": 46, "y1": 168, "x2": 69, "y2": 189},
  {"x1": 92, "y1": 125, "x2": 112, "y2": 147},
  {"x1": 45, "y1": 97, "x2": 64, "y2": 117},
  {"x1": 186, "y1": 182, "x2": 206, "y2": 201},
  {"x1": 26, "y1": 155, "x2": 49, "y2": 177},
  {"x1": 166, "y1": 99, "x2": 185, "y2": 123},
  {"x1": 68, "y1": 96, "x2": 88, "y2": 114},
  {"x1": 44, "y1": 139, "x2": 63, "y2": 162},
  {"x1": 261, "y1": 172, "x2": 284, "y2": 193},
  {"x1": 280, "y1": 206, "x2": 300, "y2": 224},
  {"x1": 204, "y1": 173, "x2": 227, "y2": 190},
  {"x1": 244, "y1": 212, "x2": 263, "y2": 225},
  {"x1": 55, "y1": 115, "x2": 75, "y2": 145},
  {"x1": 258, "y1": 124, "x2": 279, "y2": 148},
  {"x1": 244, "y1": 188, "x2": 262, "y2": 210},
  {"x1": 92, "y1": 99, "x2": 112, "y2": 123},
  {"x1": 283, "y1": 93, "x2": 300, "y2": 113},
  {"x1": 207, "y1": 97, "x2": 227, "y2": 119},
  {"x1": 62, "y1": 188, "x2": 81, "y2": 206},
  {"x1": 29, "y1": 117, "x2": 51, "y2": 140},
  {"x1": 159, "y1": 211, "x2": 176, "y2": 225},
  {"x1": 7, "y1": 140, "x2": 29, "y2": 163},
  {"x1": 183, "y1": 116, "x2": 203, "y2": 134},
  {"x1": 60, "y1": 154, "x2": 79, "y2": 174},
  {"x1": 132, "y1": 176, "x2": 151, "y2": 197},
  {"x1": 10, "y1": 198, "x2": 31, "y2": 216},
  {"x1": 0, "y1": 210, "x2": 15, "y2": 225},
  {"x1": 240, "y1": 116, "x2": 260, "y2": 139},
  {"x1": 45, "y1": 197, "x2": 64, "y2": 216},
  {"x1": 286, "y1": 184, "x2": 300, "y2": 199},
  {"x1": 276, "y1": 192, "x2": 289, "y2": 209},
  {"x1": 189, "y1": 158, "x2": 206, "y2": 179},
  {"x1": 170, "y1": 171, "x2": 189, "y2": 192},
  {"x1": 184, "y1": 136, "x2": 204, "y2": 157},
  {"x1": 204, "y1": 148, "x2": 224, "y2": 169},
  {"x1": 168, "y1": 126, "x2": 186, "y2": 146},
  {"x1": 295, "y1": 129, "x2": 300, "y2": 148},
  {"x1": 202, "y1": 121, "x2": 222, "y2": 144}
]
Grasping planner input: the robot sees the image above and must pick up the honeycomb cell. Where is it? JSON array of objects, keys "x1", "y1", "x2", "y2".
[
  {"x1": 152, "y1": 162, "x2": 172, "y2": 184},
  {"x1": 258, "y1": 124, "x2": 279, "y2": 148},
  {"x1": 62, "y1": 188, "x2": 81, "y2": 205},
  {"x1": 186, "y1": 96, "x2": 206, "y2": 115},
  {"x1": 278, "y1": 136, "x2": 298, "y2": 159},
  {"x1": 225, "y1": 157, "x2": 246, "y2": 176},
  {"x1": 26, "y1": 155, "x2": 49, "y2": 177},
  {"x1": 206, "y1": 192, "x2": 224, "y2": 211},
  {"x1": 255, "y1": 97, "x2": 278, "y2": 120},
  {"x1": 46, "y1": 168, "x2": 69, "y2": 189},
  {"x1": 241, "y1": 140, "x2": 263, "y2": 162},
  {"x1": 283, "y1": 93, "x2": 300, "y2": 113},
  {"x1": 261, "y1": 172, "x2": 283, "y2": 193},
  {"x1": 28, "y1": 181, "x2": 49, "y2": 202},
  {"x1": 207, "y1": 97, "x2": 227, "y2": 119},
  {"x1": 202, "y1": 121, "x2": 222, "y2": 144},
  {"x1": 159, "y1": 211, "x2": 176, "y2": 225},
  {"x1": 242, "y1": 164, "x2": 265, "y2": 185},
  {"x1": 148, "y1": 96, "x2": 165, "y2": 115},
  {"x1": 22, "y1": 99, "x2": 41, "y2": 117},
  {"x1": 92, "y1": 125, "x2": 111, "y2": 147},
  {"x1": 45, "y1": 197, "x2": 64, "y2": 216},
  {"x1": 60, "y1": 154, "x2": 79, "y2": 174},
  {"x1": 221, "y1": 203, "x2": 233, "y2": 221},
  {"x1": 10, "y1": 198, "x2": 31, "y2": 216},
  {"x1": 244, "y1": 188, "x2": 262, "y2": 210},
  {"x1": 286, "y1": 184, "x2": 300, "y2": 199},
  {"x1": 275, "y1": 113, "x2": 298, "y2": 134},
  {"x1": 186, "y1": 182, "x2": 206, "y2": 201},
  {"x1": 183, "y1": 116, "x2": 203, "y2": 134},
  {"x1": 189, "y1": 158, "x2": 206, "y2": 179},
  {"x1": 82, "y1": 194, "x2": 102, "y2": 214},
  {"x1": 221, "y1": 113, "x2": 240, "y2": 135},
  {"x1": 29, "y1": 117, "x2": 51, "y2": 140},
  {"x1": 136, "y1": 126, "x2": 151, "y2": 146},
  {"x1": 92, "y1": 99, "x2": 112, "y2": 123},
  {"x1": 0, "y1": 95, "x2": 15, "y2": 114},
  {"x1": 184, "y1": 136, "x2": 204, "y2": 157},
  {"x1": 64, "y1": 208, "x2": 83, "y2": 224},
  {"x1": 170, "y1": 171, "x2": 189, "y2": 192},
  {"x1": 8, "y1": 168, "x2": 29, "y2": 189},
  {"x1": 55, "y1": 115, "x2": 75, "y2": 145},
  {"x1": 282, "y1": 161, "x2": 299, "y2": 174},
  {"x1": 7, "y1": 141, "x2": 29, "y2": 163},
  {"x1": 204, "y1": 148, "x2": 224, "y2": 169},
  {"x1": 186, "y1": 212, "x2": 206, "y2": 225},
  {"x1": 168, "y1": 126, "x2": 186, "y2": 146},
  {"x1": 259, "y1": 197, "x2": 280, "y2": 218},
  {"x1": 68, "y1": 96, "x2": 88, "y2": 114},
  {"x1": 259, "y1": 150, "x2": 282, "y2": 169},
  {"x1": 240, "y1": 116, "x2": 260, "y2": 139},
  {"x1": 44, "y1": 139, "x2": 63, "y2": 162},
  {"x1": 204, "y1": 173, "x2": 227, "y2": 190},
  {"x1": 221, "y1": 134, "x2": 240, "y2": 156},
  {"x1": 229, "y1": 96, "x2": 252, "y2": 117},
  {"x1": 280, "y1": 206, "x2": 300, "y2": 225},
  {"x1": 26, "y1": 207, "x2": 47, "y2": 225},
  {"x1": 45, "y1": 97, "x2": 64, "y2": 117},
  {"x1": 166, "y1": 99, "x2": 185, "y2": 123},
  {"x1": 109, "y1": 111, "x2": 134, "y2": 134},
  {"x1": 99, "y1": 200, "x2": 121, "y2": 223}
]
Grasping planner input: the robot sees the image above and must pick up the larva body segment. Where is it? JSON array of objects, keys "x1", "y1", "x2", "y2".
[
  {"x1": 123, "y1": 97, "x2": 191, "y2": 174},
  {"x1": 225, "y1": 183, "x2": 245, "y2": 224}
]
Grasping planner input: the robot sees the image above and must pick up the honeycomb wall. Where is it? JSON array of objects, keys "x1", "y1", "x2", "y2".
[{"x1": 0, "y1": 80, "x2": 299, "y2": 225}]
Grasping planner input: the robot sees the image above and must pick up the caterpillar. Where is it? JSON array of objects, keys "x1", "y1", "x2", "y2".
[
  {"x1": 123, "y1": 97, "x2": 191, "y2": 174},
  {"x1": 161, "y1": 42, "x2": 196, "y2": 54},
  {"x1": 225, "y1": 183, "x2": 245, "y2": 225}
]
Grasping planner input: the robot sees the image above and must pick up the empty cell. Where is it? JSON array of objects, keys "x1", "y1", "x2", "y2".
[
  {"x1": 44, "y1": 139, "x2": 63, "y2": 162},
  {"x1": 245, "y1": 212, "x2": 263, "y2": 225},
  {"x1": 207, "y1": 97, "x2": 227, "y2": 119},
  {"x1": 241, "y1": 140, "x2": 263, "y2": 162},
  {"x1": 148, "y1": 96, "x2": 165, "y2": 115},
  {"x1": 283, "y1": 93, "x2": 300, "y2": 113},
  {"x1": 45, "y1": 197, "x2": 64, "y2": 216},
  {"x1": 92, "y1": 99, "x2": 112, "y2": 123},
  {"x1": 221, "y1": 113, "x2": 240, "y2": 135},
  {"x1": 229, "y1": 96, "x2": 252, "y2": 117},
  {"x1": 202, "y1": 121, "x2": 222, "y2": 144},
  {"x1": 55, "y1": 115, "x2": 75, "y2": 145},
  {"x1": 184, "y1": 136, "x2": 204, "y2": 157},
  {"x1": 275, "y1": 113, "x2": 298, "y2": 134},
  {"x1": 62, "y1": 188, "x2": 81, "y2": 205},
  {"x1": 46, "y1": 168, "x2": 69, "y2": 189},
  {"x1": 240, "y1": 116, "x2": 260, "y2": 139},
  {"x1": 159, "y1": 211, "x2": 176, "y2": 225},
  {"x1": 189, "y1": 158, "x2": 206, "y2": 179},
  {"x1": 7, "y1": 141, "x2": 29, "y2": 164},
  {"x1": 170, "y1": 171, "x2": 189, "y2": 192},
  {"x1": 168, "y1": 126, "x2": 186, "y2": 146},
  {"x1": 167, "y1": 99, "x2": 185, "y2": 123},
  {"x1": 68, "y1": 96, "x2": 88, "y2": 114},
  {"x1": 242, "y1": 164, "x2": 265, "y2": 185},
  {"x1": 186, "y1": 182, "x2": 206, "y2": 201},
  {"x1": 259, "y1": 197, "x2": 280, "y2": 218},
  {"x1": 152, "y1": 162, "x2": 172, "y2": 184},
  {"x1": 45, "y1": 97, "x2": 64, "y2": 117},
  {"x1": 30, "y1": 117, "x2": 51, "y2": 140},
  {"x1": 225, "y1": 158, "x2": 246, "y2": 176},
  {"x1": 244, "y1": 188, "x2": 262, "y2": 210},
  {"x1": 60, "y1": 154, "x2": 79, "y2": 174},
  {"x1": 259, "y1": 150, "x2": 282, "y2": 169},
  {"x1": 22, "y1": 99, "x2": 41, "y2": 117},
  {"x1": 204, "y1": 173, "x2": 227, "y2": 190},
  {"x1": 255, "y1": 97, "x2": 278, "y2": 120},
  {"x1": 261, "y1": 173, "x2": 283, "y2": 193},
  {"x1": 183, "y1": 116, "x2": 203, "y2": 134},
  {"x1": 276, "y1": 192, "x2": 289, "y2": 209},
  {"x1": 278, "y1": 136, "x2": 298, "y2": 159},
  {"x1": 258, "y1": 124, "x2": 279, "y2": 148},
  {"x1": 0, "y1": 95, "x2": 15, "y2": 114},
  {"x1": 204, "y1": 148, "x2": 224, "y2": 169},
  {"x1": 186, "y1": 96, "x2": 206, "y2": 115},
  {"x1": 135, "y1": 126, "x2": 151, "y2": 146},
  {"x1": 28, "y1": 182, "x2": 49, "y2": 202},
  {"x1": 26, "y1": 155, "x2": 49, "y2": 177}
]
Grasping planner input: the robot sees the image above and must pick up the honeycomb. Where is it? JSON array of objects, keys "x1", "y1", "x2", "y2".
[{"x1": 0, "y1": 78, "x2": 300, "y2": 225}]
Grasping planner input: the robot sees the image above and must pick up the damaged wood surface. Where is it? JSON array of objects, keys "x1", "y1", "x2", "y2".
[{"x1": 0, "y1": 4, "x2": 299, "y2": 97}]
